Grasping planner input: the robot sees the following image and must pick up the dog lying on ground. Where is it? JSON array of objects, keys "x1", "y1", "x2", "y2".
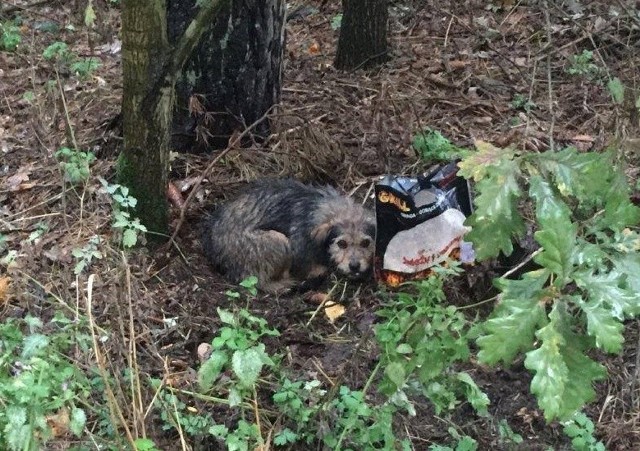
[{"x1": 201, "y1": 179, "x2": 376, "y2": 293}]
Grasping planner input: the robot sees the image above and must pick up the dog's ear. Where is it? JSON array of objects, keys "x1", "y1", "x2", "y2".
[
  {"x1": 365, "y1": 220, "x2": 376, "y2": 239},
  {"x1": 311, "y1": 222, "x2": 338, "y2": 247}
]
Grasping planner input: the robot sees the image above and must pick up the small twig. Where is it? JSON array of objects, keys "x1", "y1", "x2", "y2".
[
  {"x1": 542, "y1": 0, "x2": 555, "y2": 151},
  {"x1": 502, "y1": 248, "x2": 543, "y2": 279}
]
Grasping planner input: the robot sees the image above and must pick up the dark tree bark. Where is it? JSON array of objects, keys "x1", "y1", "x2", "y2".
[
  {"x1": 334, "y1": 0, "x2": 389, "y2": 71},
  {"x1": 167, "y1": 0, "x2": 286, "y2": 151},
  {"x1": 120, "y1": 0, "x2": 225, "y2": 236}
]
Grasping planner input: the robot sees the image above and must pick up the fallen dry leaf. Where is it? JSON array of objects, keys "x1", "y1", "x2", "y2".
[
  {"x1": 6, "y1": 168, "x2": 31, "y2": 191},
  {"x1": 167, "y1": 181, "x2": 185, "y2": 208},
  {"x1": 46, "y1": 408, "x2": 70, "y2": 437},
  {"x1": 0, "y1": 276, "x2": 10, "y2": 304},
  {"x1": 324, "y1": 301, "x2": 346, "y2": 324},
  {"x1": 308, "y1": 41, "x2": 320, "y2": 55}
]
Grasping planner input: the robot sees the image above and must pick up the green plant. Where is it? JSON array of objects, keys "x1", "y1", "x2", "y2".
[
  {"x1": 99, "y1": 178, "x2": 147, "y2": 248},
  {"x1": 497, "y1": 418, "x2": 523, "y2": 448},
  {"x1": 55, "y1": 147, "x2": 96, "y2": 184},
  {"x1": 429, "y1": 427, "x2": 478, "y2": 451},
  {"x1": 1, "y1": 21, "x2": 21, "y2": 51},
  {"x1": 511, "y1": 93, "x2": 536, "y2": 112},
  {"x1": 43, "y1": 41, "x2": 100, "y2": 78},
  {"x1": 274, "y1": 379, "x2": 408, "y2": 449},
  {"x1": 606, "y1": 77, "x2": 624, "y2": 104},
  {"x1": 413, "y1": 129, "x2": 464, "y2": 162},
  {"x1": 566, "y1": 50, "x2": 602, "y2": 81},
  {"x1": 375, "y1": 270, "x2": 489, "y2": 416},
  {"x1": 562, "y1": 412, "x2": 605, "y2": 451},
  {"x1": 72, "y1": 236, "x2": 103, "y2": 274},
  {"x1": 459, "y1": 142, "x2": 640, "y2": 422},
  {"x1": 198, "y1": 305, "x2": 279, "y2": 396},
  {"x1": 0, "y1": 314, "x2": 90, "y2": 451},
  {"x1": 331, "y1": 14, "x2": 343, "y2": 30}
]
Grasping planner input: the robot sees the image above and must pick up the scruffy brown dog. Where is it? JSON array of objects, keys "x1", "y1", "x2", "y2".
[{"x1": 202, "y1": 179, "x2": 376, "y2": 293}]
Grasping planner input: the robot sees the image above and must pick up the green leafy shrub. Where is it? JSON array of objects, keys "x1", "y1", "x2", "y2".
[
  {"x1": 563, "y1": 412, "x2": 605, "y2": 451},
  {"x1": 458, "y1": 142, "x2": 640, "y2": 421},
  {"x1": 0, "y1": 314, "x2": 90, "y2": 451},
  {"x1": 375, "y1": 271, "x2": 489, "y2": 416},
  {"x1": 43, "y1": 41, "x2": 100, "y2": 77},
  {"x1": 1, "y1": 21, "x2": 21, "y2": 51},
  {"x1": 55, "y1": 147, "x2": 96, "y2": 184},
  {"x1": 566, "y1": 50, "x2": 602, "y2": 81},
  {"x1": 413, "y1": 129, "x2": 463, "y2": 161},
  {"x1": 99, "y1": 178, "x2": 147, "y2": 248}
]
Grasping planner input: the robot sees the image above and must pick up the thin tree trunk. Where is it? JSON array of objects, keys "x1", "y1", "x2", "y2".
[
  {"x1": 168, "y1": 0, "x2": 286, "y2": 151},
  {"x1": 120, "y1": 0, "x2": 227, "y2": 237},
  {"x1": 120, "y1": 0, "x2": 172, "y2": 236},
  {"x1": 334, "y1": 0, "x2": 389, "y2": 71}
]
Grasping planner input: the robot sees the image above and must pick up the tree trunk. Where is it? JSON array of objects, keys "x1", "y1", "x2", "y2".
[
  {"x1": 120, "y1": 0, "x2": 226, "y2": 237},
  {"x1": 167, "y1": 0, "x2": 286, "y2": 151},
  {"x1": 334, "y1": 0, "x2": 389, "y2": 71},
  {"x1": 120, "y1": 0, "x2": 172, "y2": 236}
]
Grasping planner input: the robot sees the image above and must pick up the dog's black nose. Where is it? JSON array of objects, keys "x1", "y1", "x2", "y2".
[{"x1": 349, "y1": 261, "x2": 360, "y2": 273}]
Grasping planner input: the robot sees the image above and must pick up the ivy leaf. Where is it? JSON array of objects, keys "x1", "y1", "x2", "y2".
[
  {"x1": 217, "y1": 308, "x2": 237, "y2": 326},
  {"x1": 198, "y1": 350, "x2": 228, "y2": 391},
  {"x1": 477, "y1": 270, "x2": 549, "y2": 365},
  {"x1": 232, "y1": 345, "x2": 266, "y2": 387},
  {"x1": 524, "y1": 306, "x2": 569, "y2": 422}
]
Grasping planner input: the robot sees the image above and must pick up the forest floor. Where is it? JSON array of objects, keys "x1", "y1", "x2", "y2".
[{"x1": 1, "y1": 0, "x2": 640, "y2": 450}]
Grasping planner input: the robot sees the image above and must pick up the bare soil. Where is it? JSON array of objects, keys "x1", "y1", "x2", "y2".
[{"x1": 1, "y1": 0, "x2": 640, "y2": 449}]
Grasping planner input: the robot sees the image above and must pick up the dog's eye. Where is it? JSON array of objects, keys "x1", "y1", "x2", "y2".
[
  {"x1": 360, "y1": 238, "x2": 371, "y2": 248},
  {"x1": 336, "y1": 239, "x2": 348, "y2": 249}
]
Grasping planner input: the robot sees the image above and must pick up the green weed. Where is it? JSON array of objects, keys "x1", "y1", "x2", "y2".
[
  {"x1": 0, "y1": 313, "x2": 91, "y2": 451},
  {"x1": 563, "y1": 412, "x2": 605, "y2": 451},
  {"x1": 375, "y1": 271, "x2": 489, "y2": 416},
  {"x1": 1, "y1": 21, "x2": 21, "y2": 51},
  {"x1": 55, "y1": 147, "x2": 96, "y2": 185},
  {"x1": 412, "y1": 129, "x2": 463, "y2": 162},
  {"x1": 99, "y1": 178, "x2": 147, "y2": 248},
  {"x1": 566, "y1": 50, "x2": 602, "y2": 81}
]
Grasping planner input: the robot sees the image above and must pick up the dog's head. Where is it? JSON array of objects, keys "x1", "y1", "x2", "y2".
[{"x1": 312, "y1": 202, "x2": 376, "y2": 279}]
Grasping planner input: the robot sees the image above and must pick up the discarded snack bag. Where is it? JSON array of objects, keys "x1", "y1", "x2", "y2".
[{"x1": 374, "y1": 161, "x2": 474, "y2": 287}]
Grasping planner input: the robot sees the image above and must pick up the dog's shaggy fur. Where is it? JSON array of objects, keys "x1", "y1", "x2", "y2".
[{"x1": 202, "y1": 179, "x2": 376, "y2": 293}]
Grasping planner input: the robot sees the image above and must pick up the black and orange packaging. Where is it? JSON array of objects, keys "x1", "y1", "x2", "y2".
[{"x1": 374, "y1": 161, "x2": 474, "y2": 287}]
